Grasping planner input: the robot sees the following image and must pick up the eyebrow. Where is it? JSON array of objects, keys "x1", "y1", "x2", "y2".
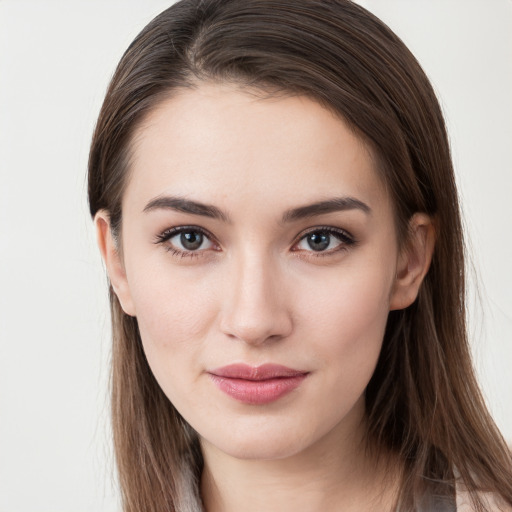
[
  {"x1": 143, "y1": 195, "x2": 370, "y2": 223},
  {"x1": 281, "y1": 197, "x2": 371, "y2": 222},
  {"x1": 143, "y1": 196, "x2": 230, "y2": 222}
]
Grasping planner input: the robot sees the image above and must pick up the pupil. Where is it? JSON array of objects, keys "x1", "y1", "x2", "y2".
[
  {"x1": 181, "y1": 231, "x2": 203, "y2": 250},
  {"x1": 307, "y1": 232, "x2": 330, "y2": 251}
]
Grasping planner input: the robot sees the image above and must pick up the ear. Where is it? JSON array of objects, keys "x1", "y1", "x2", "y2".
[
  {"x1": 389, "y1": 213, "x2": 435, "y2": 311},
  {"x1": 94, "y1": 210, "x2": 136, "y2": 317}
]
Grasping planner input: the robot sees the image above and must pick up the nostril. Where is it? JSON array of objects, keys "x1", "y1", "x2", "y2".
[
  {"x1": 219, "y1": 303, "x2": 293, "y2": 346},
  {"x1": 218, "y1": 259, "x2": 293, "y2": 345}
]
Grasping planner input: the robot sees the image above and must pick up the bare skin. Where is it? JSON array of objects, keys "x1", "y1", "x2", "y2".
[
  {"x1": 201, "y1": 396, "x2": 402, "y2": 512},
  {"x1": 95, "y1": 82, "x2": 434, "y2": 511}
]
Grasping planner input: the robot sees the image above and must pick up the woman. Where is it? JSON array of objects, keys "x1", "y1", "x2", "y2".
[{"x1": 88, "y1": 1, "x2": 512, "y2": 510}]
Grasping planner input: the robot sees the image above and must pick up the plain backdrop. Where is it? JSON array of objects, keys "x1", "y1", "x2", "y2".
[{"x1": 0, "y1": 1, "x2": 511, "y2": 511}]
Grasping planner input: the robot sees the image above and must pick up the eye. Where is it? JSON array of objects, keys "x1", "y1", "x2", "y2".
[
  {"x1": 294, "y1": 228, "x2": 355, "y2": 254},
  {"x1": 173, "y1": 230, "x2": 209, "y2": 251},
  {"x1": 155, "y1": 226, "x2": 217, "y2": 256}
]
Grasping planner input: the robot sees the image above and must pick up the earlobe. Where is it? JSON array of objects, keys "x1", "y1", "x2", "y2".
[
  {"x1": 389, "y1": 213, "x2": 436, "y2": 311},
  {"x1": 94, "y1": 210, "x2": 136, "y2": 317}
]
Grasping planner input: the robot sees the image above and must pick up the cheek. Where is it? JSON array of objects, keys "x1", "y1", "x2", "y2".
[
  {"x1": 126, "y1": 265, "x2": 225, "y2": 418},
  {"x1": 295, "y1": 262, "x2": 393, "y2": 378},
  {"x1": 301, "y1": 261, "x2": 391, "y2": 334},
  {"x1": 124, "y1": 256, "x2": 221, "y2": 374},
  {"x1": 290, "y1": 266, "x2": 393, "y2": 440}
]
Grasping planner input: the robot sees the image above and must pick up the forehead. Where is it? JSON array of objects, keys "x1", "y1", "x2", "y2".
[{"x1": 124, "y1": 83, "x2": 389, "y2": 216}]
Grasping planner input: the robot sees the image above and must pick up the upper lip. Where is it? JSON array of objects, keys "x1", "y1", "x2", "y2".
[{"x1": 209, "y1": 363, "x2": 308, "y2": 381}]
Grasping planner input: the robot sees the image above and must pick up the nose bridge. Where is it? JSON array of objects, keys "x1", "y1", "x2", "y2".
[{"x1": 219, "y1": 246, "x2": 292, "y2": 345}]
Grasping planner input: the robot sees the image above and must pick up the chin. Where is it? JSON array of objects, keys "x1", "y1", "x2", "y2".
[
  {"x1": 199, "y1": 419, "x2": 318, "y2": 461},
  {"x1": 211, "y1": 438, "x2": 305, "y2": 461}
]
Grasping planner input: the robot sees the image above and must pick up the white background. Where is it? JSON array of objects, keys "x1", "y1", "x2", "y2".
[{"x1": 0, "y1": 1, "x2": 510, "y2": 511}]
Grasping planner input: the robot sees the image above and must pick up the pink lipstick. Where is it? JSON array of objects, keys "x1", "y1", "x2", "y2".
[{"x1": 208, "y1": 364, "x2": 308, "y2": 405}]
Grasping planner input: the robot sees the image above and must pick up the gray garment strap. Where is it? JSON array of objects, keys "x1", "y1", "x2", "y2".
[
  {"x1": 417, "y1": 492, "x2": 456, "y2": 512},
  {"x1": 417, "y1": 479, "x2": 457, "y2": 512},
  {"x1": 394, "y1": 478, "x2": 457, "y2": 511}
]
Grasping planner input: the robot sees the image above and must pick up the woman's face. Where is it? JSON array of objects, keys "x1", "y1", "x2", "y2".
[{"x1": 102, "y1": 83, "x2": 410, "y2": 460}]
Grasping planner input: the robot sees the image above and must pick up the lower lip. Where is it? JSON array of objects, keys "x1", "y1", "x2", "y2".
[{"x1": 209, "y1": 374, "x2": 308, "y2": 405}]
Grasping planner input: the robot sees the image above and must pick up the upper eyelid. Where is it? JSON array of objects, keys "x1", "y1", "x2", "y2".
[
  {"x1": 154, "y1": 226, "x2": 218, "y2": 257},
  {"x1": 295, "y1": 226, "x2": 354, "y2": 242},
  {"x1": 155, "y1": 225, "x2": 215, "y2": 243}
]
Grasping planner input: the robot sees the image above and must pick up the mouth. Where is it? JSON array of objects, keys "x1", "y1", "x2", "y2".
[{"x1": 208, "y1": 363, "x2": 309, "y2": 405}]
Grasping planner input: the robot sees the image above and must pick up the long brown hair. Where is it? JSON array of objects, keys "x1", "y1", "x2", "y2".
[{"x1": 88, "y1": 1, "x2": 512, "y2": 510}]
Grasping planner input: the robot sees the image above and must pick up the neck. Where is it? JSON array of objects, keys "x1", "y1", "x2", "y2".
[{"x1": 200, "y1": 406, "x2": 400, "y2": 512}]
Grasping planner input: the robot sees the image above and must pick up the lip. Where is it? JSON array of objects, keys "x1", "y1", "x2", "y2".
[{"x1": 208, "y1": 364, "x2": 309, "y2": 405}]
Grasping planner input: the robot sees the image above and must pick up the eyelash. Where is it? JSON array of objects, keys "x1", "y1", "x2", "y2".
[
  {"x1": 154, "y1": 225, "x2": 216, "y2": 259},
  {"x1": 292, "y1": 226, "x2": 356, "y2": 258},
  {"x1": 154, "y1": 225, "x2": 356, "y2": 259}
]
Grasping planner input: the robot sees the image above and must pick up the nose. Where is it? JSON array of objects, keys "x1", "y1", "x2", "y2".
[{"x1": 219, "y1": 251, "x2": 293, "y2": 346}]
